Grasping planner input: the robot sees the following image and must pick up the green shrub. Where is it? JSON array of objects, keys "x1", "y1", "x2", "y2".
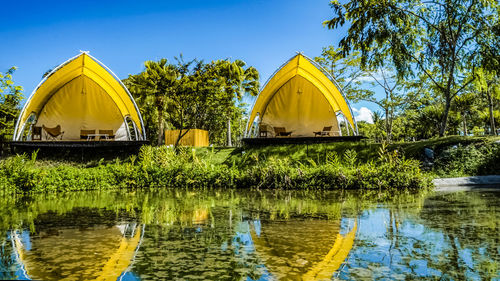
[
  {"x1": 433, "y1": 142, "x2": 500, "y2": 177},
  {"x1": 0, "y1": 144, "x2": 433, "y2": 194}
]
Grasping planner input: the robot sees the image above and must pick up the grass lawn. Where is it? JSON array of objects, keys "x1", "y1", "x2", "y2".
[{"x1": 195, "y1": 136, "x2": 500, "y2": 167}]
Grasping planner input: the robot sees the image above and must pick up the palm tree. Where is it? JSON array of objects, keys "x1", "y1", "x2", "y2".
[
  {"x1": 212, "y1": 59, "x2": 259, "y2": 146},
  {"x1": 126, "y1": 59, "x2": 179, "y2": 145}
]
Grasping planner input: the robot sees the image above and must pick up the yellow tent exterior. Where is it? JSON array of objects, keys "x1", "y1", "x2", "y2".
[
  {"x1": 13, "y1": 52, "x2": 146, "y2": 141},
  {"x1": 246, "y1": 53, "x2": 357, "y2": 137}
]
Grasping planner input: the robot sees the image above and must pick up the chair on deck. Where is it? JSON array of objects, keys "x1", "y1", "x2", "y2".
[
  {"x1": 32, "y1": 126, "x2": 42, "y2": 140},
  {"x1": 42, "y1": 125, "x2": 64, "y2": 140},
  {"x1": 80, "y1": 129, "x2": 96, "y2": 140},
  {"x1": 314, "y1": 126, "x2": 333, "y2": 137},
  {"x1": 98, "y1": 130, "x2": 115, "y2": 140},
  {"x1": 274, "y1": 127, "x2": 292, "y2": 137},
  {"x1": 259, "y1": 124, "x2": 269, "y2": 138}
]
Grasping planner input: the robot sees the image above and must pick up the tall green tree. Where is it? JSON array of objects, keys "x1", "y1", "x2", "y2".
[
  {"x1": 125, "y1": 57, "x2": 259, "y2": 147},
  {"x1": 453, "y1": 92, "x2": 476, "y2": 135},
  {"x1": 474, "y1": 68, "x2": 499, "y2": 135},
  {"x1": 325, "y1": 0, "x2": 498, "y2": 136},
  {"x1": 315, "y1": 46, "x2": 406, "y2": 141},
  {"x1": 167, "y1": 59, "x2": 258, "y2": 147},
  {"x1": 210, "y1": 59, "x2": 259, "y2": 146},
  {"x1": 125, "y1": 59, "x2": 179, "y2": 145},
  {"x1": 0, "y1": 67, "x2": 23, "y2": 140}
]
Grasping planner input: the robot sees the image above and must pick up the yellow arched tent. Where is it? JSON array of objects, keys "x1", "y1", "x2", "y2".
[
  {"x1": 13, "y1": 52, "x2": 146, "y2": 141},
  {"x1": 246, "y1": 53, "x2": 357, "y2": 137}
]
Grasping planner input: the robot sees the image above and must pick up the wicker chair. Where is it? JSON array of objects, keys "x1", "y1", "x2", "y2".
[{"x1": 42, "y1": 125, "x2": 64, "y2": 140}]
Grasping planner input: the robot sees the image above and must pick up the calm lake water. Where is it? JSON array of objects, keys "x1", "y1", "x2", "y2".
[{"x1": 0, "y1": 188, "x2": 498, "y2": 280}]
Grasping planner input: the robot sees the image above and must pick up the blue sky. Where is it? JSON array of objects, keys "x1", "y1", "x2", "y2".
[{"x1": 1, "y1": 0, "x2": 374, "y2": 122}]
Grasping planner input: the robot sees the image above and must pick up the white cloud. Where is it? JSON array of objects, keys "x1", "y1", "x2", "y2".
[
  {"x1": 351, "y1": 69, "x2": 396, "y2": 84},
  {"x1": 352, "y1": 107, "x2": 374, "y2": 124},
  {"x1": 352, "y1": 75, "x2": 380, "y2": 83}
]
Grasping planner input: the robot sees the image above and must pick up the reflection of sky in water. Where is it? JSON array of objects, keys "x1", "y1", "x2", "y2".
[
  {"x1": 0, "y1": 191, "x2": 498, "y2": 280},
  {"x1": 118, "y1": 272, "x2": 141, "y2": 281},
  {"x1": 232, "y1": 221, "x2": 272, "y2": 281},
  {"x1": 5, "y1": 231, "x2": 30, "y2": 280},
  {"x1": 338, "y1": 207, "x2": 498, "y2": 280}
]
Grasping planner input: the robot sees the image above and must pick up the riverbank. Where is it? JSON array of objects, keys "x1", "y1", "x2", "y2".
[
  {"x1": 1, "y1": 136, "x2": 499, "y2": 194},
  {"x1": 0, "y1": 144, "x2": 432, "y2": 194}
]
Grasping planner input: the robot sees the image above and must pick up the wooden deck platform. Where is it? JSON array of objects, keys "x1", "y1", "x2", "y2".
[
  {"x1": 9, "y1": 140, "x2": 149, "y2": 149},
  {"x1": 7, "y1": 141, "x2": 149, "y2": 159},
  {"x1": 241, "y1": 136, "x2": 365, "y2": 146}
]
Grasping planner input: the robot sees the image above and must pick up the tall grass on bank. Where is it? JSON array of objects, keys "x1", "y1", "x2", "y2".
[{"x1": 0, "y1": 144, "x2": 432, "y2": 194}]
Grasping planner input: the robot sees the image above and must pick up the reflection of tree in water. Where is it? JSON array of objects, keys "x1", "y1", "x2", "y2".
[
  {"x1": 340, "y1": 191, "x2": 499, "y2": 280},
  {"x1": 0, "y1": 188, "x2": 433, "y2": 280},
  {"x1": 416, "y1": 191, "x2": 499, "y2": 280},
  {"x1": 132, "y1": 207, "x2": 265, "y2": 280},
  {"x1": 0, "y1": 238, "x2": 18, "y2": 280}
]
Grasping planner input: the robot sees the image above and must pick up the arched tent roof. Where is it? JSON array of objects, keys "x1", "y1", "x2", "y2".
[
  {"x1": 13, "y1": 52, "x2": 146, "y2": 141},
  {"x1": 246, "y1": 53, "x2": 357, "y2": 137}
]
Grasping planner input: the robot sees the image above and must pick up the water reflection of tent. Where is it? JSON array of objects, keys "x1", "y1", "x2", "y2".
[
  {"x1": 11, "y1": 223, "x2": 143, "y2": 281},
  {"x1": 13, "y1": 52, "x2": 146, "y2": 142},
  {"x1": 245, "y1": 53, "x2": 358, "y2": 140},
  {"x1": 250, "y1": 219, "x2": 356, "y2": 280}
]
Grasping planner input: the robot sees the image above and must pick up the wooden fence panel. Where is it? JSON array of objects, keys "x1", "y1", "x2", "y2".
[{"x1": 164, "y1": 129, "x2": 209, "y2": 147}]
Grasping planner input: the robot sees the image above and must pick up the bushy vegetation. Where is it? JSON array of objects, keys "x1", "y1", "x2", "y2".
[
  {"x1": 220, "y1": 135, "x2": 500, "y2": 175},
  {"x1": 0, "y1": 144, "x2": 432, "y2": 195},
  {"x1": 433, "y1": 141, "x2": 500, "y2": 177},
  {"x1": 0, "y1": 67, "x2": 23, "y2": 142}
]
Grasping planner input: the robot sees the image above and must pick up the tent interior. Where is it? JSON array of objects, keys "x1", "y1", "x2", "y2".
[
  {"x1": 246, "y1": 54, "x2": 357, "y2": 138},
  {"x1": 13, "y1": 52, "x2": 145, "y2": 141}
]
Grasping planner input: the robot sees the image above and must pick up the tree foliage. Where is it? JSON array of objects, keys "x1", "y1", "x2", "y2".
[
  {"x1": 325, "y1": 0, "x2": 499, "y2": 137},
  {"x1": 0, "y1": 67, "x2": 23, "y2": 140},
  {"x1": 315, "y1": 46, "x2": 408, "y2": 141},
  {"x1": 124, "y1": 56, "x2": 259, "y2": 146}
]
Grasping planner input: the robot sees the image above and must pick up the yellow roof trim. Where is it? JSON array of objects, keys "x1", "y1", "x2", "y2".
[{"x1": 247, "y1": 54, "x2": 356, "y2": 134}]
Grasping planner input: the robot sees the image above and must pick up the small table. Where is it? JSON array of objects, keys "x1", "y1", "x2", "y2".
[{"x1": 87, "y1": 134, "x2": 109, "y2": 141}]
